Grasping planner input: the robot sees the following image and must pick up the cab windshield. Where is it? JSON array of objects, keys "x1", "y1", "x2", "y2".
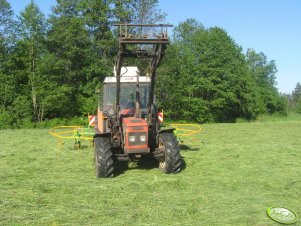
[{"x1": 103, "y1": 83, "x2": 149, "y2": 115}]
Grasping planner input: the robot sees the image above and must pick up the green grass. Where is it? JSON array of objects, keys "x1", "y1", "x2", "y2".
[
  {"x1": 1, "y1": 118, "x2": 301, "y2": 225},
  {"x1": 255, "y1": 112, "x2": 301, "y2": 122}
]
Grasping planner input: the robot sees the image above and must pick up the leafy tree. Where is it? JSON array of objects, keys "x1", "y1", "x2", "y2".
[
  {"x1": 292, "y1": 82, "x2": 301, "y2": 113},
  {"x1": 78, "y1": 0, "x2": 116, "y2": 113},
  {"x1": 46, "y1": 0, "x2": 95, "y2": 117},
  {"x1": 173, "y1": 18, "x2": 204, "y2": 42},
  {"x1": 80, "y1": 0, "x2": 114, "y2": 57},
  {"x1": 112, "y1": 0, "x2": 137, "y2": 23},
  {"x1": 130, "y1": 0, "x2": 165, "y2": 24},
  {"x1": 246, "y1": 49, "x2": 285, "y2": 114},
  {"x1": 42, "y1": 0, "x2": 168, "y2": 118},
  {"x1": 0, "y1": 0, "x2": 15, "y2": 46},
  {"x1": 0, "y1": 1, "x2": 289, "y2": 127},
  {"x1": 0, "y1": 0, "x2": 16, "y2": 125},
  {"x1": 0, "y1": 0, "x2": 14, "y2": 75},
  {"x1": 292, "y1": 82, "x2": 301, "y2": 103},
  {"x1": 14, "y1": 0, "x2": 47, "y2": 122},
  {"x1": 157, "y1": 19, "x2": 260, "y2": 122}
]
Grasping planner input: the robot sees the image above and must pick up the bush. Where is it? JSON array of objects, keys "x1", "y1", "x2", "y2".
[
  {"x1": 34, "y1": 116, "x2": 90, "y2": 129},
  {"x1": 0, "y1": 110, "x2": 14, "y2": 129}
]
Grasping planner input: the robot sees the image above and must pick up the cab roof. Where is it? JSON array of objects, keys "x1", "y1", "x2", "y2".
[{"x1": 104, "y1": 66, "x2": 151, "y2": 83}]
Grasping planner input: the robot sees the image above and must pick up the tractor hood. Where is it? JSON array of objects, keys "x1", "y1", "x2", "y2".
[{"x1": 122, "y1": 117, "x2": 147, "y2": 127}]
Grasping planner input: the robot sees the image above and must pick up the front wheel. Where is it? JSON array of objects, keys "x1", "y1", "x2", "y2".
[
  {"x1": 159, "y1": 133, "x2": 182, "y2": 174},
  {"x1": 94, "y1": 136, "x2": 114, "y2": 178}
]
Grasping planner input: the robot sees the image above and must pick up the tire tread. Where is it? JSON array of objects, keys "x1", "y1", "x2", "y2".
[
  {"x1": 94, "y1": 136, "x2": 114, "y2": 178},
  {"x1": 159, "y1": 133, "x2": 182, "y2": 174}
]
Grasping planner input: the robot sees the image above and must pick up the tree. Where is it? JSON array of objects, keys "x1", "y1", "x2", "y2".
[
  {"x1": 292, "y1": 82, "x2": 301, "y2": 113},
  {"x1": 15, "y1": 0, "x2": 47, "y2": 122},
  {"x1": 46, "y1": 0, "x2": 94, "y2": 117},
  {"x1": 79, "y1": 0, "x2": 116, "y2": 112},
  {"x1": 129, "y1": 0, "x2": 166, "y2": 24},
  {"x1": 292, "y1": 82, "x2": 301, "y2": 103},
  {"x1": 246, "y1": 49, "x2": 285, "y2": 114},
  {"x1": 80, "y1": 0, "x2": 115, "y2": 58},
  {"x1": 0, "y1": 0, "x2": 15, "y2": 126},
  {"x1": 157, "y1": 19, "x2": 260, "y2": 122},
  {"x1": 173, "y1": 18, "x2": 204, "y2": 42},
  {"x1": 112, "y1": 0, "x2": 165, "y2": 23},
  {"x1": 0, "y1": 0, "x2": 15, "y2": 46},
  {"x1": 1, "y1": 1, "x2": 288, "y2": 127}
]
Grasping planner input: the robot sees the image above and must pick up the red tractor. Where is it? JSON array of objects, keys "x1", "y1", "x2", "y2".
[{"x1": 94, "y1": 24, "x2": 182, "y2": 178}]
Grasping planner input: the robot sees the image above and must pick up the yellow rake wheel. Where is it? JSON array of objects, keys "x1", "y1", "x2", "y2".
[
  {"x1": 49, "y1": 126, "x2": 94, "y2": 150},
  {"x1": 170, "y1": 124, "x2": 202, "y2": 143}
]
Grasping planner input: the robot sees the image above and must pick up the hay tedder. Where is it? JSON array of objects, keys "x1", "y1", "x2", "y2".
[{"x1": 49, "y1": 115, "x2": 96, "y2": 149}]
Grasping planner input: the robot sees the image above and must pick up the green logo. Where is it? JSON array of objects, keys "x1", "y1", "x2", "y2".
[{"x1": 267, "y1": 207, "x2": 298, "y2": 224}]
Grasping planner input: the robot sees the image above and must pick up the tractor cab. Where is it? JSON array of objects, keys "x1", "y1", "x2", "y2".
[
  {"x1": 102, "y1": 66, "x2": 151, "y2": 154},
  {"x1": 102, "y1": 66, "x2": 150, "y2": 117}
]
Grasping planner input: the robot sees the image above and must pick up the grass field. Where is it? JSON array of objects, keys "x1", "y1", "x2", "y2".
[{"x1": 1, "y1": 118, "x2": 301, "y2": 225}]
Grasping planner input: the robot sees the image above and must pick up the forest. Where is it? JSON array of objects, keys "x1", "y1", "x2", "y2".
[{"x1": 0, "y1": 0, "x2": 301, "y2": 128}]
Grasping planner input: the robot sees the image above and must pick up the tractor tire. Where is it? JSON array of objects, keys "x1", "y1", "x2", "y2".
[
  {"x1": 94, "y1": 136, "x2": 114, "y2": 178},
  {"x1": 159, "y1": 133, "x2": 182, "y2": 174}
]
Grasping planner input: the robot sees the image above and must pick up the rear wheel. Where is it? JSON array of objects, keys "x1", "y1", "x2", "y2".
[
  {"x1": 159, "y1": 133, "x2": 182, "y2": 174},
  {"x1": 94, "y1": 136, "x2": 114, "y2": 178}
]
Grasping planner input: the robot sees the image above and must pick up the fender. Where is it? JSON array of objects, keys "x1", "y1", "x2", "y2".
[
  {"x1": 94, "y1": 114, "x2": 110, "y2": 137},
  {"x1": 158, "y1": 127, "x2": 176, "y2": 134}
]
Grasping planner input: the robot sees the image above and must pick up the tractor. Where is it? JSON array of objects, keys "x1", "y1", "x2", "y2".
[{"x1": 94, "y1": 24, "x2": 182, "y2": 178}]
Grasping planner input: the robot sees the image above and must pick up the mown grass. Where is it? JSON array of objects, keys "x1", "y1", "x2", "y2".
[{"x1": 1, "y1": 118, "x2": 301, "y2": 225}]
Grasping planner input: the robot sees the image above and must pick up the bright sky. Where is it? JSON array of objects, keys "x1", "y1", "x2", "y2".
[{"x1": 8, "y1": 0, "x2": 301, "y2": 94}]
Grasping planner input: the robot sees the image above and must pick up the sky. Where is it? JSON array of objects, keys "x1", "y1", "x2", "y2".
[{"x1": 7, "y1": 0, "x2": 301, "y2": 94}]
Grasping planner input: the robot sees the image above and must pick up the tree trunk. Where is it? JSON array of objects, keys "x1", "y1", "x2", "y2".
[
  {"x1": 30, "y1": 43, "x2": 37, "y2": 121},
  {"x1": 37, "y1": 103, "x2": 44, "y2": 123}
]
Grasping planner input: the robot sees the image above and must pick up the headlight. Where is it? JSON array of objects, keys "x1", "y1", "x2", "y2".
[
  {"x1": 129, "y1": 136, "x2": 136, "y2": 142},
  {"x1": 140, "y1": 135, "x2": 146, "y2": 142}
]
